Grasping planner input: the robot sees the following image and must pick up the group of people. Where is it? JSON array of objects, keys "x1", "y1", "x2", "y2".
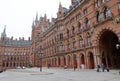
[{"x1": 97, "y1": 63, "x2": 109, "y2": 72}]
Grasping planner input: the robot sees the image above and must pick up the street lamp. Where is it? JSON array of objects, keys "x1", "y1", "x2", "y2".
[{"x1": 39, "y1": 46, "x2": 43, "y2": 72}]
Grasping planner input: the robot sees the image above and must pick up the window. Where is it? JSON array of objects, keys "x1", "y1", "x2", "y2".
[
  {"x1": 72, "y1": 26, "x2": 75, "y2": 34},
  {"x1": 59, "y1": 45, "x2": 64, "y2": 52},
  {"x1": 80, "y1": 39, "x2": 84, "y2": 48},
  {"x1": 67, "y1": 29, "x2": 69, "y2": 37},
  {"x1": 85, "y1": 18, "x2": 90, "y2": 28},
  {"x1": 73, "y1": 41, "x2": 76, "y2": 49},
  {"x1": 76, "y1": 13, "x2": 81, "y2": 20},
  {"x1": 70, "y1": 18, "x2": 74, "y2": 24},
  {"x1": 66, "y1": 22, "x2": 69, "y2": 28},
  {"x1": 84, "y1": 8, "x2": 87, "y2": 15},
  {"x1": 59, "y1": 25, "x2": 64, "y2": 30},
  {"x1": 87, "y1": 36, "x2": 92, "y2": 46},
  {"x1": 97, "y1": 11, "x2": 102, "y2": 22},
  {"x1": 102, "y1": 0, "x2": 106, "y2": 3},
  {"x1": 60, "y1": 33, "x2": 64, "y2": 40},
  {"x1": 94, "y1": 0, "x2": 99, "y2": 8},
  {"x1": 67, "y1": 43, "x2": 70, "y2": 50},
  {"x1": 78, "y1": 22, "x2": 82, "y2": 32},
  {"x1": 104, "y1": 7, "x2": 111, "y2": 19}
]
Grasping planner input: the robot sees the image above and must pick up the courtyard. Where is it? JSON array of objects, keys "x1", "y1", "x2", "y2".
[{"x1": 0, "y1": 67, "x2": 120, "y2": 81}]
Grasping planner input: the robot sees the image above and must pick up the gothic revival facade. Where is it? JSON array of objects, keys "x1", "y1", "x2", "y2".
[
  {"x1": 0, "y1": 0, "x2": 120, "y2": 69},
  {"x1": 0, "y1": 27, "x2": 31, "y2": 69},
  {"x1": 31, "y1": 0, "x2": 120, "y2": 69}
]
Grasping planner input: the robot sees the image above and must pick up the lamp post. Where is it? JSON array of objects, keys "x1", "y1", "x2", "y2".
[
  {"x1": 40, "y1": 52, "x2": 42, "y2": 72},
  {"x1": 39, "y1": 46, "x2": 43, "y2": 72}
]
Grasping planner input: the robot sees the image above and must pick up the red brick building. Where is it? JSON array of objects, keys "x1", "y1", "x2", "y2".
[
  {"x1": 31, "y1": 0, "x2": 120, "y2": 69},
  {"x1": 0, "y1": 27, "x2": 31, "y2": 69}
]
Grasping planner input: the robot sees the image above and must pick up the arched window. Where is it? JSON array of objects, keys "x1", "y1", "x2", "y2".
[
  {"x1": 72, "y1": 26, "x2": 75, "y2": 34},
  {"x1": 87, "y1": 33, "x2": 92, "y2": 46},
  {"x1": 85, "y1": 18, "x2": 90, "y2": 28},
  {"x1": 97, "y1": 11, "x2": 102, "y2": 22},
  {"x1": 94, "y1": 0, "x2": 99, "y2": 8},
  {"x1": 67, "y1": 41, "x2": 70, "y2": 51},
  {"x1": 79, "y1": 36, "x2": 84, "y2": 48},
  {"x1": 78, "y1": 22, "x2": 82, "y2": 32},
  {"x1": 67, "y1": 29, "x2": 69, "y2": 37},
  {"x1": 102, "y1": 0, "x2": 106, "y2": 3},
  {"x1": 104, "y1": 7, "x2": 111, "y2": 19},
  {"x1": 73, "y1": 39, "x2": 76, "y2": 49},
  {"x1": 60, "y1": 33, "x2": 63, "y2": 40}
]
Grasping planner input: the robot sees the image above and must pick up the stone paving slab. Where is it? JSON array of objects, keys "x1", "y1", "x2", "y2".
[{"x1": 0, "y1": 67, "x2": 120, "y2": 81}]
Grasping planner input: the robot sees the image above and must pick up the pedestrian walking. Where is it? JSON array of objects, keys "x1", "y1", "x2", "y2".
[{"x1": 97, "y1": 64, "x2": 100, "y2": 72}]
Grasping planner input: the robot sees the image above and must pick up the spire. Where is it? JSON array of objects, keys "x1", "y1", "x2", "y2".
[
  {"x1": 1, "y1": 25, "x2": 7, "y2": 38},
  {"x1": 59, "y1": 2, "x2": 62, "y2": 10},
  {"x1": 35, "y1": 12, "x2": 38, "y2": 22},
  {"x1": 44, "y1": 14, "x2": 47, "y2": 21},
  {"x1": 57, "y1": 1, "x2": 63, "y2": 18},
  {"x1": 32, "y1": 18, "x2": 34, "y2": 28},
  {"x1": 3, "y1": 25, "x2": 6, "y2": 34},
  {"x1": 35, "y1": 12, "x2": 39, "y2": 26}
]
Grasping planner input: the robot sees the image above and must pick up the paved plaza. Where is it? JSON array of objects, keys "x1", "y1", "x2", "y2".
[{"x1": 0, "y1": 67, "x2": 120, "y2": 81}]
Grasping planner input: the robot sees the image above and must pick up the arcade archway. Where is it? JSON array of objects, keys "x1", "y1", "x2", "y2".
[{"x1": 99, "y1": 30, "x2": 120, "y2": 69}]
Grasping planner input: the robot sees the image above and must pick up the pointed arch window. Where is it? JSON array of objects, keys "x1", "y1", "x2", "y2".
[
  {"x1": 94, "y1": 0, "x2": 99, "y2": 8},
  {"x1": 85, "y1": 18, "x2": 90, "y2": 28},
  {"x1": 97, "y1": 11, "x2": 102, "y2": 22},
  {"x1": 84, "y1": 8, "x2": 87, "y2": 15},
  {"x1": 73, "y1": 39, "x2": 76, "y2": 49},
  {"x1": 67, "y1": 42, "x2": 70, "y2": 51},
  {"x1": 67, "y1": 29, "x2": 69, "y2": 37},
  {"x1": 60, "y1": 33, "x2": 64, "y2": 40},
  {"x1": 78, "y1": 22, "x2": 82, "y2": 32},
  {"x1": 104, "y1": 7, "x2": 111, "y2": 19},
  {"x1": 102, "y1": 0, "x2": 107, "y2": 3},
  {"x1": 79, "y1": 36, "x2": 84, "y2": 48},
  {"x1": 87, "y1": 34, "x2": 92, "y2": 46},
  {"x1": 72, "y1": 26, "x2": 75, "y2": 34}
]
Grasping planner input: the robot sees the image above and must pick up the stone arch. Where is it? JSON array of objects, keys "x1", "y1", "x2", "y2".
[
  {"x1": 87, "y1": 51, "x2": 95, "y2": 69},
  {"x1": 58, "y1": 57, "x2": 61, "y2": 67},
  {"x1": 73, "y1": 54, "x2": 77, "y2": 67},
  {"x1": 79, "y1": 53, "x2": 85, "y2": 69},
  {"x1": 63, "y1": 56, "x2": 66, "y2": 66},
  {"x1": 94, "y1": 27, "x2": 119, "y2": 45},
  {"x1": 97, "y1": 29, "x2": 120, "y2": 69}
]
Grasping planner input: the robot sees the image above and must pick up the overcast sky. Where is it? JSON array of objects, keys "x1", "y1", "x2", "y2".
[{"x1": 0, "y1": 0, "x2": 71, "y2": 40}]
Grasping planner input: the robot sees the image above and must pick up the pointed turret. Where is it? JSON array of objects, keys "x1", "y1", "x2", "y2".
[
  {"x1": 32, "y1": 19, "x2": 34, "y2": 29},
  {"x1": 44, "y1": 14, "x2": 47, "y2": 21},
  {"x1": 1, "y1": 25, "x2": 7, "y2": 38},
  {"x1": 57, "y1": 2, "x2": 64, "y2": 18},
  {"x1": 35, "y1": 12, "x2": 39, "y2": 26}
]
